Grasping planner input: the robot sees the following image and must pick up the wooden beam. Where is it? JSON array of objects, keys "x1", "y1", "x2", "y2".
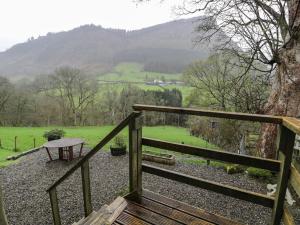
[
  {"x1": 133, "y1": 104, "x2": 282, "y2": 124},
  {"x1": 81, "y1": 160, "x2": 93, "y2": 217},
  {"x1": 129, "y1": 115, "x2": 143, "y2": 201},
  {"x1": 271, "y1": 126, "x2": 296, "y2": 225},
  {"x1": 142, "y1": 164, "x2": 274, "y2": 208},
  {"x1": 283, "y1": 117, "x2": 300, "y2": 136},
  {"x1": 283, "y1": 206, "x2": 296, "y2": 225},
  {"x1": 142, "y1": 138, "x2": 281, "y2": 172},
  {"x1": 290, "y1": 164, "x2": 300, "y2": 197},
  {"x1": 49, "y1": 188, "x2": 61, "y2": 225}
]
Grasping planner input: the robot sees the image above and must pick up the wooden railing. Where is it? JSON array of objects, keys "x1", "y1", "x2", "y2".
[
  {"x1": 46, "y1": 111, "x2": 142, "y2": 225},
  {"x1": 47, "y1": 104, "x2": 300, "y2": 225},
  {"x1": 132, "y1": 104, "x2": 299, "y2": 225}
]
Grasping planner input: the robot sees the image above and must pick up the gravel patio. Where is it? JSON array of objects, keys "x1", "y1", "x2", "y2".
[{"x1": 0, "y1": 147, "x2": 273, "y2": 225}]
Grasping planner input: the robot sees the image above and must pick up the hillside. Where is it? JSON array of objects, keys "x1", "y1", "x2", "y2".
[{"x1": 0, "y1": 16, "x2": 218, "y2": 77}]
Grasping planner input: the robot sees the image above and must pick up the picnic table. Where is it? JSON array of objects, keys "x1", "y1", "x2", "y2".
[{"x1": 43, "y1": 138, "x2": 84, "y2": 162}]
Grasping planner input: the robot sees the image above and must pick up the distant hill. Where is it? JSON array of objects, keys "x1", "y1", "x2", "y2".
[{"x1": 0, "y1": 16, "x2": 220, "y2": 77}]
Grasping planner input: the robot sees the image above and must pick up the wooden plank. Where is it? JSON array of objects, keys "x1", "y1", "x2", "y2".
[
  {"x1": 290, "y1": 164, "x2": 300, "y2": 197},
  {"x1": 47, "y1": 111, "x2": 141, "y2": 192},
  {"x1": 142, "y1": 190, "x2": 242, "y2": 225},
  {"x1": 283, "y1": 117, "x2": 300, "y2": 136},
  {"x1": 49, "y1": 188, "x2": 61, "y2": 225},
  {"x1": 142, "y1": 138, "x2": 281, "y2": 172},
  {"x1": 283, "y1": 207, "x2": 296, "y2": 225},
  {"x1": 129, "y1": 116, "x2": 143, "y2": 201},
  {"x1": 142, "y1": 164, "x2": 274, "y2": 208},
  {"x1": 125, "y1": 201, "x2": 182, "y2": 225},
  {"x1": 133, "y1": 104, "x2": 282, "y2": 124},
  {"x1": 106, "y1": 197, "x2": 128, "y2": 224},
  {"x1": 81, "y1": 160, "x2": 93, "y2": 217},
  {"x1": 116, "y1": 211, "x2": 152, "y2": 225},
  {"x1": 137, "y1": 197, "x2": 214, "y2": 225},
  {"x1": 271, "y1": 126, "x2": 296, "y2": 225}
]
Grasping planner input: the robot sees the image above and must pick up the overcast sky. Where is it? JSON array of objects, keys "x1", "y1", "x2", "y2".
[{"x1": 0, "y1": 0, "x2": 197, "y2": 51}]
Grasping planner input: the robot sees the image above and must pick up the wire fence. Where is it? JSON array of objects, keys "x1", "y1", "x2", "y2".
[{"x1": 0, "y1": 136, "x2": 45, "y2": 152}]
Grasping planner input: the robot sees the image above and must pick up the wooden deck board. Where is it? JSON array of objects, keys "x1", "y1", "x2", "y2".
[
  {"x1": 142, "y1": 190, "x2": 242, "y2": 225},
  {"x1": 114, "y1": 190, "x2": 243, "y2": 225}
]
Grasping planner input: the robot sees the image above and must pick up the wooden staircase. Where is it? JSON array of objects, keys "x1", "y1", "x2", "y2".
[{"x1": 72, "y1": 197, "x2": 127, "y2": 225}]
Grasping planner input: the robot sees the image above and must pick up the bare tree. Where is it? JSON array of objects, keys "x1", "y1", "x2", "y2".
[
  {"x1": 140, "y1": 0, "x2": 300, "y2": 158},
  {"x1": 184, "y1": 53, "x2": 269, "y2": 113},
  {"x1": 0, "y1": 77, "x2": 13, "y2": 112},
  {"x1": 47, "y1": 67, "x2": 98, "y2": 126}
]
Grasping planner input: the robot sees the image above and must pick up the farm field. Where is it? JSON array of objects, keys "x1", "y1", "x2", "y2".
[
  {"x1": 0, "y1": 126, "x2": 216, "y2": 167},
  {"x1": 98, "y1": 63, "x2": 194, "y2": 104}
]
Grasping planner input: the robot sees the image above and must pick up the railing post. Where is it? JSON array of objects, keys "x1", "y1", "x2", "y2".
[
  {"x1": 49, "y1": 188, "x2": 61, "y2": 225},
  {"x1": 129, "y1": 114, "x2": 143, "y2": 201},
  {"x1": 271, "y1": 125, "x2": 295, "y2": 225},
  {"x1": 81, "y1": 160, "x2": 93, "y2": 217}
]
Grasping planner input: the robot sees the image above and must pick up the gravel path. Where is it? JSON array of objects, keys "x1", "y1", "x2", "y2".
[{"x1": 0, "y1": 148, "x2": 274, "y2": 225}]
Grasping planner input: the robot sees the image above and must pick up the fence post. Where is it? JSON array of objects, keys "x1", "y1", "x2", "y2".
[
  {"x1": 0, "y1": 138, "x2": 2, "y2": 148},
  {"x1": 0, "y1": 178, "x2": 8, "y2": 225},
  {"x1": 129, "y1": 114, "x2": 143, "y2": 202},
  {"x1": 271, "y1": 125, "x2": 296, "y2": 225},
  {"x1": 81, "y1": 160, "x2": 92, "y2": 217},
  {"x1": 14, "y1": 136, "x2": 17, "y2": 152},
  {"x1": 33, "y1": 138, "x2": 36, "y2": 148},
  {"x1": 49, "y1": 188, "x2": 61, "y2": 225}
]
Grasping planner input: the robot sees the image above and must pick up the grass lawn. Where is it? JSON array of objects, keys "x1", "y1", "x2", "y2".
[{"x1": 0, "y1": 126, "x2": 216, "y2": 167}]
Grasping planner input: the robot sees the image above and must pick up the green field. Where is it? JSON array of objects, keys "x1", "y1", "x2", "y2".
[
  {"x1": 98, "y1": 63, "x2": 193, "y2": 104},
  {"x1": 0, "y1": 126, "x2": 216, "y2": 167}
]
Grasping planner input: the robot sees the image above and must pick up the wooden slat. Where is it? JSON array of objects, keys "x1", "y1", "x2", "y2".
[
  {"x1": 142, "y1": 190, "x2": 241, "y2": 225},
  {"x1": 142, "y1": 138, "x2": 281, "y2": 172},
  {"x1": 290, "y1": 164, "x2": 300, "y2": 197},
  {"x1": 116, "y1": 211, "x2": 152, "y2": 225},
  {"x1": 47, "y1": 111, "x2": 141, "y2": 192},
  {"x1": 283, "y1": 117, "x2": 300, "y2": 136},
  {"x1": 271, "y1": 126, "x2": 296, "y2": 225},
  {"x1": 283, "y1": 207, "x2": 296, "y2": 225},
  {"x1": 137, "y1": 197, "x2": 214, "y2": 225},
  {"x1": 142, "y1": 164, "x2": 274, "y2": 208},
  {"x1": 133, "y1": 104, "x2": 282, "y2": 124},
  {"x1": 125, "y1": 201, "x2": 182, "y2": 225}
]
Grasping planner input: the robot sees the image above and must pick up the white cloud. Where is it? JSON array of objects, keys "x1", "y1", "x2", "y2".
[{"x1": 0, "y1": 0, "x2": 196, "y2": 51}]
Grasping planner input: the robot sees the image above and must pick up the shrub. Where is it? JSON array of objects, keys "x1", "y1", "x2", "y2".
[
  {"x1": 225, "y1": 164, "x2": 245, "y2": 174},
  {"x1": 246, "y1": 167, "x2": 272, "y2": 179},
  {"x1": 112, "y1": 135, "x2": 126, "y2": 148},
  {"x1": 43, "y1": 129, "x2": 65, "y2": 140}
]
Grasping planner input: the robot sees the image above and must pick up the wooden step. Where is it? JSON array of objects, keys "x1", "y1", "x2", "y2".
[{"x1": 71, "y1": 197, "x2": 127, "y2": 225}]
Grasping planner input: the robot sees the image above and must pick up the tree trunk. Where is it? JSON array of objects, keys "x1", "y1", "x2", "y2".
[
  {"x1": 0, "y1": 179, "x2": 8, "y2": 225},
  {"x1": 258, "y1": 3, "x2": 300, "y2": 158}
]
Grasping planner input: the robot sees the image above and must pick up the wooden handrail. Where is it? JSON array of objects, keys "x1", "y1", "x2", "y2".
[
  {"x1": 142, "y1": 138, "x2": 281, "y2": 172},
  {"x1": 47, "y1": 111, "x2": 141, "y2": 192},
  {"x1": 283, "y1": 117, "x2": 300, "y2": 136},
  {"x1": 133, "y1": 104, "x2": 283, "y2": 124}
]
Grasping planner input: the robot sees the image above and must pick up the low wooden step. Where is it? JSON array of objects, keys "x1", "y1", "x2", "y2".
[{"x1": 71, "y1": 197, "x2": 127, "y2": 225}]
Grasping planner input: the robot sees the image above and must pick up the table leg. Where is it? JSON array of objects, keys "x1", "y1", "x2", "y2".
[
  {"x1": 79, "y1": 143, "x2": 83, "y2": 157},
  {"x1": 69, "y1": 146, "x2": 73, "y2": 161},
  {"x1": 58, "y1": 147, "x2": 63, "y2": 160},
  {"x1": 45, "y1": 147, "x2": 53, "y2": 161}
]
